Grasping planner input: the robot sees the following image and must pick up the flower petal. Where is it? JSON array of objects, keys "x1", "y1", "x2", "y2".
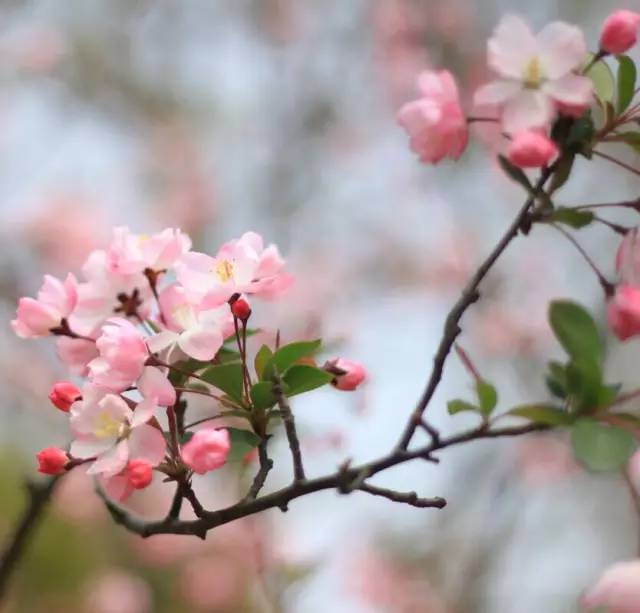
[
  {"x1": 70, "y1": 437, "x2": 113, "y2": 459},
  {"x1": 87, "y1": 440, "x2": 129, "y2": 477},
  {"x1": 502, "y1": 90, "x2": 553, "y2": 134},
  {"x1": 137, "y1": 366, "x2": 176, "y2": 407},
  {"x1": 130, "y1": 397, "x2": 159, "y2": 427},
  {"x1": 178, "y1": 325, "x2": 224, "y2": 361},
  {"x1": 488, "y1": 15, "x2": 538, "y2": 79},
  {"x1": 474, "y1": 80, "x2": 522, "y2": 106},
  {"x1": 537, "y1": 21, "x2": 588, "y2": 79},
  {"x1": 128, "y1": 424, "x2": 166, "y2": 466},
  {"x1": 542, "y1": 74, "x2": 592, "y2": 106}
]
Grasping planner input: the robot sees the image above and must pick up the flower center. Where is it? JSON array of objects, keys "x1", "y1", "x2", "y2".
[
  {"x1": 215, "y1": 259, "x2": 234, "y2": 282},
  {"x1": 173, "y1": 304, "x2": 197, "y2": 330},
  {"x1": 523, "y1": 57, "x2": 544, "y2": 88},
  {"x1": 95, "y1": 412, "x2": 127, "y2": 439}
]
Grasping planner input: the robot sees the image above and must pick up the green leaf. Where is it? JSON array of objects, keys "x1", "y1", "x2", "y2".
[
  {"x1": 254, "y1": 345, "x2": 273, "y2": 380},
  {"x1": 566, "y1": 357, "x2": 603, "y2": 413},
  {"x1": 548, "y1": 300, "x2": 603, "y2": 363},
  {"x1": 566, "y1": 116, "x2": 595, "y2": 151},
  {"x1": 283, "y1": 365, "x2": 333, "y2": 396},
  {"x1": 250, "y1": 381, "x2": 277, "y2": 411},
  {"x1": 216, "y1": 347, "x2": 242, "y2": 363},
  {"x1": 617, "y1": 55, "x2": 637, "y2": 114},
  {"x1": 508, "y1": 404, "x2": 574, "y2": 425},
  {"x1": 223, "y1": 329, "x2": 260, "y2": 344},
  {"x1": 498, "y1": 155, "x2": 533, "y2": 190},
  {"x1": 571, "y1": 418, "x2": 636, "y2": 472},
  {"x1": 585, "y1": 56, "x2": 615, "y2": 105},
  {"x1": 447, "y1": 399, "x2": 479, "y2": 415},
  {"x1": 547, "y1": 207, "x2": 594, "y2": 229},
  {"x1": 200, "y1": 363, "x2": 245, "y2": 404},
  {"x1": 476, "y1": 380, "x2": 498, "y2": 416},
  {"x1": 548, "y1": 154, "x2": 575, "y2": 193},
  {"x1": 226, "y1": 427, "x2": 261, "y2": 463},
  {"x1": 167, "y1": 358, "x2": 209, "y2": 386},
  {"x1": 546, "y1": 361, "x2": 568, "y2": 399},
  {"x1": 265, "y1": 339, "x2": 321, "y2": 377}
]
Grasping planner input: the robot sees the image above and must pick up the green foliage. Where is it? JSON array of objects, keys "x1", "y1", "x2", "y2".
[
  {"x1": 254, "y1": 344, "x2": 273, "y2": 379},
  {"x1": 571, "y1": 418, "x2": 636, "y2": 471},
  {"x1": 497, "y1": 154, "x2": 533, "y2": 190},
  {"x1": 200, "y1": 363, "x2": 245, "y2": 404},
  {"x1": 548, "y1": 300, "x2": 603, "y2": 363},
  {"x1": 586, "y1": 56, "x2": 615, "y2": 106},
  {"x1": 262, "y1": 339, "x2": 321, "y2": 379},
  {"x1": 447, "y1": 399, "x2": 479, "y2": 415},
  {"x1": 476, "y1": 379, "x2": 498, "y2": 416},
  {"x1": 226, "y1": 427, "x2": 261, "y2": 462},
  {"x1": 546, "y1": 207, "x2": 594, "y2": 229},
  {"x1": 617, "y1": 55, "x2": 637, "y2": 114},
  {"x1": 283, "y1": 365, "x2": 334, "y2": 396},
  {"x1": 250, "y1": 381, "x2": 277, "y2": 411},
  {"x1": 508, "y1": 404, "x2": 574, "y2": 425}
]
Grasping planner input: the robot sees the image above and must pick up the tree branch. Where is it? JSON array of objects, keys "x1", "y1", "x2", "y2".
[
  {"x1": 244, "y1": 438, "x2": 273, "y2": 501},
  {"x1": 357, "y1": 483, "x2": 446, "y2": 508},
  {"x1": 272, "y1": 374, "x2": 306, "y2": 482}
]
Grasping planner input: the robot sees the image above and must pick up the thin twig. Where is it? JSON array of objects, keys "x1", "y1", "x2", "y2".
[
  {"x1": 272, "y1": 374, "x2": 306, "y2": 482},
  {"x1": 572, "y1": 198, "x2": 640, "y2": 212},
  {"x1": 357, "y1": 483, "x2": 446, "y2": 508},
  {"x1": 593, "y1": 149, "x2": 640, "y2": 178},
  {"x1": 244, "y1": 439, "x2": 274, "y2": 501}
]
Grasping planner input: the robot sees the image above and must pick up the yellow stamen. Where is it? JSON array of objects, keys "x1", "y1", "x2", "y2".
[
  {"x1": 523, "y1": 57, "x2": 543, "y2": 88},
  {"x1": 94, "y1": 412, "x2": 126, "y2": 439},
  {"x1": 215, "y1": 259, "x2": 234, "y2": 282}
]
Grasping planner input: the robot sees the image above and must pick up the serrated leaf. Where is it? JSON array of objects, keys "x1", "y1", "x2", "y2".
[
  {"x1": 447, "y1": 399, "x2": 479, "y2": 415},
  {"x1": 283, "y1": 365, "x2": 333, "y2": 396},
  {"x1": 508, "y1": 404, "x2": 574, "y2": 425},
  {"x1": 498, "y1": 155, "x2": 533, "y2": 190},
  {"x1": 226, "y1": 427, "x2": 261, "y2": 463},
  {"x1": 265, "y1": 339, "x2": 321, "y2": 377},
  {"x1": 571, "y1": 418, "x2": 636, "y2": 472},
  {"x1": 547, "y1": 207, "x2": 594, "y2": 229},
  {"x1": 200, "y1": 363, "x2": 245, "y2": 404},
  {"x1": 585, "y1": 56, "x2": 615, "y2": 106},
  {"x1": 617, "y1": 55, "x2": 637, "y2": 114},
  {"x1": 549, "y1": 300, "x2": 603, "y2": 363},
  {"x1": 250, "y1": 381, "x2": 277, "y2": 411},
  {"x1": 254, "y1": 344, "x2": 273, "y2": 380},
  {"x1": 476, "y1": 380, "x2": 498, "y2": 415}
]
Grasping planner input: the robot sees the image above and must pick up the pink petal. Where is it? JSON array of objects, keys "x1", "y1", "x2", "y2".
[
  {"x1": 474, "y1": 80, "x2": 522, "y2": 106},
  {"x1": 146, "y1": 330, "x2": 178, "y2": 354},
  {"x1": 87, "y1": 440, "x2": 129, "y2": 477},
  {"x1": 130, "y1": 397, "x2": 158, "y2": 427},
  {"x1": 537, "y1": 21, "x2": 588, "y2": 79},
  {"x1": 128, "y1": 424, "x2": 166, "y2": 466},
  {"x1": 502, "y1": 90, "x2": 553, "y2": 134},
  {"x1": 542, "y1": 74, "x2": 593, "y2": 106},
  {"x1": 101, "y1": 473, "x2": 134, "y2": 502},
  {"x1": 137, "y1": 367, "x2": 176, "y2": 407},
  {"x1": 488, "y1": 15, "x2": 538, "y2": 79},
  {"x1": 178, "y1": 325, "x2": 224, "y2": 361},
  {"x1": 70, "y1": 437, "x2": 113, "y2": 459}
]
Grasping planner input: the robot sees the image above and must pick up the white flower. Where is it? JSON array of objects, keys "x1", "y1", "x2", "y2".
[{"x1": 474, "y1": 15, "x2": 592, "y2": 133}]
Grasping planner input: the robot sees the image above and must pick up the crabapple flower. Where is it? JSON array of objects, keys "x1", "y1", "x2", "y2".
[
  {"x1": 176, "y1": 231, "x2": 293, "y2": 306},
  {"x1": 474, "y1": 15, "x2": 592, "y2": 133},
  {"x1": 70, "y1": 390, "x2": 165, "y2": 477},
  {"x1": 397, "y1": 70, "x2": 468, "y2": 164},
  {"x1": 326, "y1": 358, "x2": 367, "y2": 391},
  {"x1": 147, "y1": 284, "x2": 234, "y2": 361},
  {"x1": 181, "y1": 428, "x2": 230, "y2": 475},
  {"x1": 49, "y1": 381, "x2": 81, "y2": 412},
  {"x1": 608, "y1": 285, "x2": 640, "y2": 341},
  {"x1": 600, "y1": 10, "x2": 640, "y2": 56},
  {"x1": 88, "y1": 318, "x2": 148, "y2": 391},
  {"x1": 100, "y1": 460, "x2": 154, "y2": 502},
  {"x1": 616, "y1": 228, "x2": 640, "y2": 285},
  {"x1": 582, "y1": 559, "x2": 640, "y2": 612},
  {"x1": 12, "y1": 274, "x2": 77, "y2": 338},
  {"x1": 56, "y1": 336, "x2": 99, "y2": 377},
  {"x1": 507, "y1": 130, "x2": 558, "y2": 168},
  {"x1": 37, "y1": 447, "x2": 68, "y2": 475},
  {"x1": 126, "y1": 459, "x2": 153, "y2": 489}
]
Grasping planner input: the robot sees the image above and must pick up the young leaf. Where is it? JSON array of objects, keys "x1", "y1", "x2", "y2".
[
  {"x1": 585, "y1": 56, "x2": 615, "y2": 106},
  {"x1": 498, "y1": 155, "x2": 533, "y2": 191},
  {"x1": 200, "y1": 364, "x2": 245, "y2": 404},
  {"x1": 617, "y1": 131, "x2": 640, "y2": 154},
  {"x1": 546, "y1": 361, "x2": 568, "y2": 399},
  {"x1": 226, "y1": 427, "x2": 261, "y2": 463},
  {"x1": 571, "y1": 418, "x2": 636, "y2": 472},
  {"x1": 447, "y1": 399, "x2": 479, "y2": 415},
  {"x1": 566, "y1": 357, "x2": 603, "y2": 413},
  {"x1": 476, "y1": 380, "x2": 498, "y2": 416},
  {"x1": 548, "y1": 154, "x2": 575, "y2": 193},
  {"x1": 283, "y1": 365, "x2": 333, "y2": 396},
  {"x1": 265, "y1": 339, "x2": 321, "y2": 377},
  {"x1": 254, "y1": 344, "x2": 273, "y2": 380},
  {"x1": 508, "y1": 404, "x2": 574, "y2": 425},
  {"x1": 547, "y1": 207, "x2": 594, "y2": 229},
  {"x1": 617, "y1": 55, "x2": 637, "y2": 114},
  {"x1": 168, "y1": 358, "x2": 209, "y2": 386},
  {"x1": 250, "y1": 381, "x2": 277, "y2": 411},
  {"x1": 548, "y1": 300, "x2": 603, "y2": 363}
]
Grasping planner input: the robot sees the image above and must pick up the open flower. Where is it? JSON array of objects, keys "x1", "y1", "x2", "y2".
[
  {"x1": 176, "y1": 231, "x2": 293, "y2": 306},
  {"x1": 397, "y1": 70, "x2": 468, "y2": 164},
  {"x1": 12, "y1": 274, "x2": 77, "y2": 338},
  {"x1": 70, "y1": 389, "x2": 166, "y2": 477},
  {"x1": 474, "y1": 15, "x2": 592, "y2": 133}
]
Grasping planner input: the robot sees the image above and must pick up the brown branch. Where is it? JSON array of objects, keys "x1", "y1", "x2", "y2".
[
  {"x1": 96, "y1": 422, "x2": 546, "y2": 538},
  {"x1": 244, "y1": 438, "x2": 273, "y2": 501},
  {"x1": 272, "y1": 374, "x2": 306, "y2": 482},
  {"x1": 0, "y1": 476, "x2": 60, "y2": 598},
  {"x1": 357, "y1": 483, "x2": 446, "y2": 509},
  {"x1": 395, "y1": 167, "x2": 554, "y2": 451}
]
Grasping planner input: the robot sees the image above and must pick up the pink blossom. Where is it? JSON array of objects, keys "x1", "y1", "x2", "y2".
[
  {"x1": 328, "y1": 358, "x2": 367, "y2": 391},
  {"x1": 181, "y1": 428, "x2": 230, "y2": 475},
  {"x1": 608, "y1": 285, "x2": 640, "y2": 341},
  {"x1": 11, "y1": 273, "x2": 77, "y2": 338},
  {"x1": 616, "y1": 228, "x2": 640, "y2": 285},
  {"x1": 397, "y1": 70, "x2": 468, "y2": 164},
  {"x1": 146, "y1": 283, "x2": 234, "y2": 361},
  {"x1": 180, "y1": 557, "x2": 245, "y2": 611},
  {"x1": 107, "y1": 226, "x2": 192, "y2": 275},
  {"x1": 474, "y1": 15, "x2": 592, "y2": 133},
  {"x1": 70, "y1": 389, "x2": 165, "y2": 477},
  {"x1": 85, "y1": 570, "x2": 152, "y2": 613},
  {"x1": 600, "y1": 11, "x2": 640, "y2": 55},
  {"x1": 56, "y1": 336, "x2": 99, "y2": 377},
  {"x1": 582, "y1": 560, "x2": 640, "y2": 612},
  {"x1": 176, "y1": 231, "x2": 293, "y2": 306},
  {"x1": 37, "y1": 447, "x2": 68, "y2": 474},
  {"x1": 507, "y1": 130, "x2": 558, "y2": 168},
  {"x1": 88, "y1": 318, "x2": 148, "y2": 391},
  {"x1": 48, "y1": 381, "x2": 81, "y2": 412}
]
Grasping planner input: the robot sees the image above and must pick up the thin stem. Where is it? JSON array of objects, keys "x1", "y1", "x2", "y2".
[
  {"x1": 622, "y1": 468, "x2": 640, "y2": 555},
  {"x1": 572, "y1": 199, "x2": 640, "y2": 211},
  {"x1": 550, "y1": 223, "x2": 614, "y2": 296},
  {"x1": 173, "y1": 386, "x2": 228, "y2": 402},
  {"x1": 592, "y1": 215, "x2": 630, "y2": 235},
  {"x1": 272, "y1": 374, "x2": 306, "y2": 482},
  {"x1": 233, "y1": 317, "x2": 252, "y2": 404},
  {"x1": 244, "y1": 439, "x2": 274, "y2": 501},
  {"x1": 357, "y1": 483, "x2": 446, "y2": 508},
  {"x1": 593, "y1": 149, "x2": 640, "y2": 178},
  {"x1": 183, "y1": 413, "x2": 239, "y2": 430}
]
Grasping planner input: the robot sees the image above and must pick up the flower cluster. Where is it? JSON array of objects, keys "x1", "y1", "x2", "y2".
[{"x1": 14, "y1": 227, "x2": 365, "y2": 501}]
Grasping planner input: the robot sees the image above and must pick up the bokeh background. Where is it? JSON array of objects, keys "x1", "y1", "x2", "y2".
[{"x1": 1, "y1": 1, "x2": 640, "y2": 611}]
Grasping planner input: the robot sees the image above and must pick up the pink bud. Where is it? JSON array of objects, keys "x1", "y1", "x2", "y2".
[
  {"x1": 181, "y1": 428, "x2": 230, "y2": 475},
  {"x1": 230, "y1": 296, "x2": 251, "y2": 321},
  {"x1": 37, "y1": 447, "x2": 68, "y2": 475},
  {"x1": 328, "y1": 358, "x2": 367, "y2": 391},
  {"x1": 582, "y1": 559, "x2": 640, "y2": 611},
  {"x1": 608, "y1": 285, "x2": 640, "y2": 341},
  {"x1": 126, "y1": 459, "x2": 153, "y2": 489},
  {"x1": 600, "y1": 10, "x2": 640, "y2": 55},
  {"x1": 507, "y1": 131, "x2": 558, "y2": 168},
  {"x1": 48, "y1": 381, "x2": 81, "y2": 412}
]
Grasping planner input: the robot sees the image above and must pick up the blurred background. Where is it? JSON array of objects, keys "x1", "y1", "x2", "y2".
[{"x1": 1, "y1": 1, "x2": 640, "y2": 611}]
